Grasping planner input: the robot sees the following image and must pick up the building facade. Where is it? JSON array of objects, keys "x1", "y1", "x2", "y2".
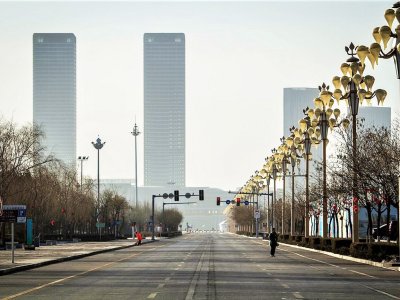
[
  {"x1": 283, "y1": 88, "x2": 321, "y2": 184},
  {"x1": 357, "y1": 106, "x2": 391, "y2": 130},
  {"x1": 143, "y1": 33, "x2": 185, "y2": 187},
  {"x1": 33, "y1": 33, "x2": 76, "y2": 166}
]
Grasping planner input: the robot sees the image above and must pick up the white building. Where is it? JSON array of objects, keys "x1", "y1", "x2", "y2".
[
  {"x1": 33, "y1": 33, "x2": 76, "y2": 165},
  {"x1": 143, "y1": 33, "x2": 186, "y2": 187},
  {"x1": 283, "y1": 87, "x2": 321, "y2": 187},
  {"x1": 33, "y1": 33, "x2": 76, "y2": 166}
]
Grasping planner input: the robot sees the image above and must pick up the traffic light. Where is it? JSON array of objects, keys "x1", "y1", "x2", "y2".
[
  {"x1": 199, "y1": 189, "x2": 204, "y2": 201},
  {"x1": 174, "y1": 190, "x2": 179, "y2": 201},
  {"x1": 216, "y1": 197, "x2": 220, "y2": 206},
  {"x1": 236, "y1": 198, "x2": 241, "y2": 206}
]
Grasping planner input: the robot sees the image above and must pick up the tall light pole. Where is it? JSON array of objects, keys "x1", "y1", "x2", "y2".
[
  {"x1": 92, "y1": 137, "x2": 105, "y2": 238},
  {"x1": 131, "y1": 123, "x2": 141, "y2": 208},
  {"x1": 299, "y1": 115, "x2": 312, "y2": 239},
  {"x1": 77, "y1": 156, "x2": 89, "y2": 191},
  {"x1": 333, "y1": 43, "x2": 384, "y2": 242}
]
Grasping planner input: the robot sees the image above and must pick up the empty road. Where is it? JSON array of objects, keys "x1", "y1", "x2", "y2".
[{"x1": 0, "y1": 233, "x2": 399, "y2": 299}]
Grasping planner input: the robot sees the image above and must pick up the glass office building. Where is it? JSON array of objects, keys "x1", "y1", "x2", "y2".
[
  {"x1": 33, "y1": 33, "x2": 76, "y2": 166},
  {"x1": 144, "y1": 33, "x2": 185, "y2": 186},
  {"x1": 283, "y1": 88, "x2": 321, "y2": 184}
]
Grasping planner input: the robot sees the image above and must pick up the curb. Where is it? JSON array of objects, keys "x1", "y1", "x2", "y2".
[
  {"x1": 0, "y1": 239, "x2": 156, "y2": 276},
  {"x1": 278, "y1": 241, "x2": 400, "y2": 272},
  {"x1": 237, "y1": 234, "x2": 400, "y2": 272}
]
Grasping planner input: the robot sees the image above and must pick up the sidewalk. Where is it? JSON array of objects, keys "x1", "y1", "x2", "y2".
[
  {"x1": 242, "y1": 234, "x2": 400, "y2": 272},
  {"x1": 0, "y1": 238, "x2": 155, "y2": 276}
]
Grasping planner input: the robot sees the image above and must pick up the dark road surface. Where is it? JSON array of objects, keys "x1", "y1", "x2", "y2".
[{"x1": 0, "y1": 233, "x2": 399, "y2": 299}]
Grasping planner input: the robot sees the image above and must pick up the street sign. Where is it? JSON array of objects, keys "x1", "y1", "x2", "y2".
[
  {"x1": 244, "y1": 200, "x2": 249, "y2": 206},
  {"x1": 96, "y1": 222, "x2": 105, "y2": 228},
  {"x1": 225, "y1": 200, "x2": 231, "y2": 205},
  {"x1": 255, "y1": 210, "x2": 260, "y2": 219},
  {"x1": 1, "y1": 205, "x2": 26, "y2": 223}
]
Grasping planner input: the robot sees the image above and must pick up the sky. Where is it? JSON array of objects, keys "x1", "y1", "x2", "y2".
[{"x1": 0, "y1": 1, "x2": 398, "y2": 191}]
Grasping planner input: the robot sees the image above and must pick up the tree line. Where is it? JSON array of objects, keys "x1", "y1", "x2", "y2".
[{"x1": 0, "y1": 118, "x2": 182, "y2": 244}]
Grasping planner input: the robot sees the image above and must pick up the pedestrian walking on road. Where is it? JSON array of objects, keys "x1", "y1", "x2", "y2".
[
  {"x1": 135, "y1": 231, "x2": 143, "y2": 246},
  {"x1": 269, "y1": 228, "x2": 278, "y2": 257}
]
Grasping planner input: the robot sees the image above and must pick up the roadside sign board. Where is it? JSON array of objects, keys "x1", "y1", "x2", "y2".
[
  {"x1": 96, "y1": 222, "x2": 106, "y2": 228},
  {"x1": 0, "y1": 205, "x2": 26, "y2": 223},
  {"x1": 254, "y1": 210, "x2": 260, "y2": 219}
]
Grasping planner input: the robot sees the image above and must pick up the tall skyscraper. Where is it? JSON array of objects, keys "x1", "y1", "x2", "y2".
[
  {"x1": 283, "y1": 87, "x2": 321, "y2": 186},
  {"x1": 143, "y1": 33, "x2": 185, "y2": 187},
  {"x1": 33, "y1": 33, "x2": 76, "y2": 166},
  {"x1": 357, "y1": 106, "x2": 391, "y2": 130}
]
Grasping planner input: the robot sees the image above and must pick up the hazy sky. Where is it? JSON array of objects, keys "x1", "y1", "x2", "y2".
[{"x1": 0, "y1": 1, "x2": 397, "y2": 191}]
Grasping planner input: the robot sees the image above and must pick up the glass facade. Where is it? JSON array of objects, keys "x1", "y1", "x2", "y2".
[
  {"x1": 33, "y1": 33, "x2": 76, "y2": 166},
  {"x1": 144, "y1": 33, "x2": 185, "y2": 186},
  {"x1": 283, "y1": 88, "x2": 321, "y2": 186}
]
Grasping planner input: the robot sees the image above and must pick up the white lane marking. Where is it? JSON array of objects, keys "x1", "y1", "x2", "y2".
[
  {"x1": 274, "y1": 278, "x2": 281, "y2": 281},
  {"x1": 293, "y1": 292, "x2": 304, "y2": 299},
  {"x1": 361, "y1": 284, "x2": 400, "y2": 300},
  {"x1": 185, "y1": 248, "x2": 208, "y2": 300},
  {"x1": 157, "y1": 283, "x2": 165, "y2": 288},
  {"x1": 281, "y1": 283, "x2": 289, "y2": 289},
  {"x1": 280, "y1": 248, "x2": 378, "y2": 279},
  {"x1": 174, "y1": 268, "x2": 180, "y2": 270},
  {"x1": 147, "y1": 292, "x2": 158, "y2": 299},
  {"x1": 165, "y1": 277, "x2": 171, "y2": 281},
  {"x1": 2, "y1": 248, "x2": 149, "y2": 300},
  {"x1": 348, "y1": 269, "x2": 376, "y2": 278}
]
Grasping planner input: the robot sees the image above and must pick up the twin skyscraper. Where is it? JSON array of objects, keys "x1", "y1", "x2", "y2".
[{"x1": 33, "y1": 33, "x2": 186, "y2": 187}]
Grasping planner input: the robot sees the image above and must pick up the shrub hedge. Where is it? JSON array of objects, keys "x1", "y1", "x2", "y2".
[{"x1": 350, "y1": 242, "x2": 399, "y2": 262}]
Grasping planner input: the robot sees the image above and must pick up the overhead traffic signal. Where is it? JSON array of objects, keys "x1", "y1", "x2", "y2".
[
  {"x1": 236, "y1": 198, "x2": 241, "y2": 206},
  {"x1": 174, "y1": 190, "x2": 179, "y2": 201},
  {"x1": 199, "y1": 190, "x2": 204, "y2": 200},
  {"x1": 216, "y1": 197, "x2": 221, "y2": 206}
]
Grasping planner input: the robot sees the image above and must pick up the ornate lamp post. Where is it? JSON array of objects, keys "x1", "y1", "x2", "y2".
[
  {"x1": 92, "y1": 137, "x2": 105, "y2": 236},
  {"x1": 131, "y1": 123, "x2": 141, "y2": 208},
  {"x1": 297, "y1": 114, "x2": 312, "y2": 238},
  {"x1": 360, "y1": 3, "x2": 400, "y2": 78},
  {"x1": 77, "y1": 156, "x2": 89, "y2": 191},
  {"x1": 284, "y1": 129, "x2": 302, "y2": 237},
  {"x1": 333, "y1": 43, "x2": 386, "y2": 242}
]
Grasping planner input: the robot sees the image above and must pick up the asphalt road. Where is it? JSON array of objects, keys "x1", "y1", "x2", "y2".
[{"x1": 0, "y1": 233, "x2": 399, "y2": 300}]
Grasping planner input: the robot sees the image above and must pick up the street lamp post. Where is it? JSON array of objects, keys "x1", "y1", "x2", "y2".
[
  {"x1": 290, "y1": 155, "x2": 296, "y2": 236},
  {"x1": 266, "y1": 176, "x2": 271, "y2": 233},
  {"x1": 77, "y1": 156, "x2": 89, "y2": 191},
  {"x1": 272, "y1": 158, "x2": 278, "y2": 230},
  {"x1": 333, "y1": 43, "x2": 385, "y2": 242},
  {"x1": 92, "y1": 137, "x2": 105, "y2": 239},
  {"x1": 298, "y1": 116, "x2": 312, "y2": 239},
  {"x1": 131, "y1": 123, "x2": 141, "y2": 208}
]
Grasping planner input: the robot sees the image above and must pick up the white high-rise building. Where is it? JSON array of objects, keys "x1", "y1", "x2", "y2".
[
  {"x1": 33, "y1": 33, "x2": 76, "y2": 166},
  {"x1": 143, "y1": 33, "x2": 185, "y2": 187},
  {"x1": 357, "y1": 106, "x2": 391, "y2": 130},
  {"x1": 283, "y1": 88, "x2": 321, "y2": 185}
]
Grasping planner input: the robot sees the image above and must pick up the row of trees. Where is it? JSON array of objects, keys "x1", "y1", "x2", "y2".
[
  {"x1": 228, "y1": 119, "x2": 399, "y2": 241},
  {"x1": 0, "y1": 118, "x2": 182, "y2": 244}
]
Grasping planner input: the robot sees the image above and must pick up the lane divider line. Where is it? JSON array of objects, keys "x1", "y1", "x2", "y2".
[
  {"x1": 2, "y1": 244, "x2": 166, "y2": 300},
  {"x1": 293, "y1": 292, "x2": 304, "y2": 299},
  {"x1": 361, "y1": 284, "x2": 400, "y2": 300},
  {"x1": 147, "y1": 292, "x2": 158, "y2": 299}
]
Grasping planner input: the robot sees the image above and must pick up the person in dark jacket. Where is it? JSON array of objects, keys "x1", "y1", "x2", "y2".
[{"x1": 269, "y1": 228, "x2": 278, "y2": 257}]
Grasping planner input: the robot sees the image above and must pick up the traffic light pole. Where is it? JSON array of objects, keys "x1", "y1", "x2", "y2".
[
  {"x1": 152, "y1": 190, "x2": 204, "y2": 240},
  {"x1": 162, "y1": 201, "x2": 197, "y2": 213}
]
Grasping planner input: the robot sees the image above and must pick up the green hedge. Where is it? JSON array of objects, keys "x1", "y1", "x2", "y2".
[{"x1": 350, "y1": 242, "x2": 398, "y2": 262}]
